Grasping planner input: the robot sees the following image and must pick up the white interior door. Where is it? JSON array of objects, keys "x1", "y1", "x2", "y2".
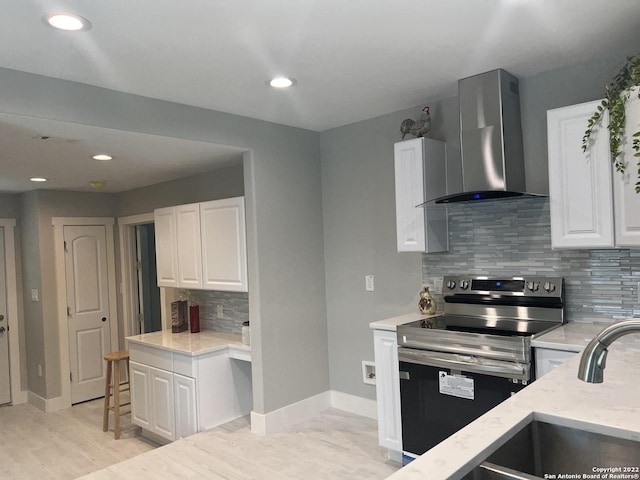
[
  {"x1": 65, "y1": 225, "x2": 112, "y2": 404},
  {"x1": 0, "y1": 230, "x2": 10, "y2": 405}
]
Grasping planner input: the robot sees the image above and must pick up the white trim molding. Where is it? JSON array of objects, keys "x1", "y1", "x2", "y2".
[
  {"x1": 52, "y1": 216, "x2": 118, "y2": 408},
  {"x1": 250, "y1": 390, "x2": 377, "y2": 435},
  {"x1": 330, "y1": 390, "x2": 377, "y2": 420},
  {"x1": 27, "y1": 391, "x2": 68, "y2": 412},
  {"x1": 0, "y1": 219, "x2": 27, "y2": 405},
  {"x1": 117, "y1": 212, "x2": 154, "y2": 338},
  {"x1": 251, "y1": 391, "x2": 331, "y2": 435}
]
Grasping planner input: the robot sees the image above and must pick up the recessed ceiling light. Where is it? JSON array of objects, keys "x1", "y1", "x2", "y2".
[
  {"x1": 92, "y1": 154, "x2": 113, "y2": 161},
  {"x1": 269, "y1": 77, "x2": 296, "y2": 88},
  {"x1": 30, "y1": 177, "x2": 47, "y2": 182},
  {"x1": 45, "y1": 12, "x2": 91, "y2": 31}
]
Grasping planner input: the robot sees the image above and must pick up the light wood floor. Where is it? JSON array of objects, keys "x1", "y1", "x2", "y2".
[
  {"x1": 0, "y1": 398, "x2": 156, "y2": 479},
  {"x1": 80, "y1": 408, "x2": 400, "y2": 480},
  {"x1": 1, "y1": 399, "x2": 400, "y2": 479}
]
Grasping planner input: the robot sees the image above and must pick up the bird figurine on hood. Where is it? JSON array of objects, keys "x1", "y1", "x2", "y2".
[{"x1": 400, "y1": 106, "x2": 431, "y2": 140}]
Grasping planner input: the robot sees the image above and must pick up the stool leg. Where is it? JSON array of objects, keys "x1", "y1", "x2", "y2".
[
  {"x1": 114, "y1": 359, "x2": 121, "y2": 439},
  {"x1": 103, "y1": 360, "x2": 112, "y2": 432}
]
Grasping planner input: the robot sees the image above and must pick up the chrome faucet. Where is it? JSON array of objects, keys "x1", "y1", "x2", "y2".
[{"x1": 578, "y1": 320, "x2": 640, "y2": 383}]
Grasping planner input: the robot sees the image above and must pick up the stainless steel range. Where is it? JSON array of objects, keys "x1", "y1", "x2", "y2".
[{"x1": 397, "y1": 275, "x2": 564, "y2": 459}]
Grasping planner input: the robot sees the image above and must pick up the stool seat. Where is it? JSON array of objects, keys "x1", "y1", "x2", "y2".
[{"x1": 103, "y1": 350, "x2": 130, "y2": 440}]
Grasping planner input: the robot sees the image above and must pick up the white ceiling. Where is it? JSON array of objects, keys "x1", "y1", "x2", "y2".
[{"x1": 1, "y1": 0, "x2": 639, "y2": 193}]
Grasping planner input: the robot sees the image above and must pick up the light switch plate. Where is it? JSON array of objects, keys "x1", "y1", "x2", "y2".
[{"x1": 31, "y1": 289, "x2": 39, "y2": 302}]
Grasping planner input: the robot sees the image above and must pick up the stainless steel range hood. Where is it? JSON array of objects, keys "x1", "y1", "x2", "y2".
[{"x1": 430, "y1": 69, "x2": 541, "y2": 204}]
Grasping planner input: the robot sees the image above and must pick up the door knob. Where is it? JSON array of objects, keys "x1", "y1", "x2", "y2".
[
  {"x1": 0, "y1": 314, "x2": 4, "y2": 320},
  {"x1": 0, "y1": 326, "x2": 5, "y2": 333},
  {"x1": 102, "y1": 317, "x2": 107, "y2": 322}
]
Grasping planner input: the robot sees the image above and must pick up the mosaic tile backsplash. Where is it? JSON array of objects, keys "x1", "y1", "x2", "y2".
[
  {"x1": 422, "y1": 197, "x2": 640, "y2": 323},
  {"x1": 189, "y1": 290, "x2": 249, "y2": 334}
]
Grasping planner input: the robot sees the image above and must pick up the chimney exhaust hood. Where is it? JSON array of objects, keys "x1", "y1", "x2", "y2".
[{"x1": 427, "y1": 69, "x2": 542, "y2": 204}]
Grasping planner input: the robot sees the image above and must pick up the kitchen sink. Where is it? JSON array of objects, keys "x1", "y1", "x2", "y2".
[{"x1": 462, "y1": 420, "x2": 640, "y2": 480}]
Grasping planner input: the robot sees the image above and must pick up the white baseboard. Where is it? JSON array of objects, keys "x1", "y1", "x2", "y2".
[
  {"x1": 251, "y1": 390, "x2": 331, "y2": 435},
  {"x1": 250, "y1": 390, "x2": 378, "y2": 435},
  {"x1": 28, "y1": 391, "x2": 70, "y2": 412},
  {"x1": 329, "y1": 390, "x2": 377, "y2": 420}
]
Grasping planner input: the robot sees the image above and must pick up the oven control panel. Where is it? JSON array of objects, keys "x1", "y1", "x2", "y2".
[{"x1": 442, "y1": 276, "x2": 564, "y2": 298}]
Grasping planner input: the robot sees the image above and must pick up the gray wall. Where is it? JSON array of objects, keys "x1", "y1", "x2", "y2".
[
  {"x1": 0, "y1": 194, "x2": 19, "y2": 217},
  {"x1": 0, "y1": 67, "x2": 328, "y2": 413},
  {"x1": 116, "y1": 162, "x2": 245, "y2": 217},
  {"x1": 319, "y1": 56, "x2": 636, "y2": 401}
]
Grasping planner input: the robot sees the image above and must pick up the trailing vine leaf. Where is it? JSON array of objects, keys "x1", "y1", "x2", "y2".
[{"x1": 582, "y1": 54, "x2": 640, "y2": 193}]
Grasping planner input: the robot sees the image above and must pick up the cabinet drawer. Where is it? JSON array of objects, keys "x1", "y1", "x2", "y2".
[
  {"x1": 173, "y1": 353, "x2": 196, "y2": 377},
  {"x1": 129, "y1": 343, "x2": 172, "y2": 371}
]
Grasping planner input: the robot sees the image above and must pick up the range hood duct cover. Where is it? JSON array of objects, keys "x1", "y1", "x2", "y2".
[{"x1": 432, "y1": 69, "x2": 541, "y2": 204}]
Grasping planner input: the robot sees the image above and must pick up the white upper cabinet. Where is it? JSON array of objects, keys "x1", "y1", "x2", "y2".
[
  {"x1": 547, "y1": 99, "x2": 640, "y2": 249},
  {"x1": 613, "y1": 90, "x2": 640, "y2": 247},
  {"x1": 154, "y1": 206, "x2": 180, "y2": 288},
  {"x1": 394, "y1": 138, "x2": 448, "y2": 253},
  {"x1": 547, "y1": 101, "x2": 614, "y2": 248},
  {"x1": 176, "y1": 203, "x2": 203, "y2": 289},
  {"x1": 200, "y1": 197, "x2": 248, "y2": 292},
  {"x1": 154, "y1": 197, "x2": 248, "y2": 291}
]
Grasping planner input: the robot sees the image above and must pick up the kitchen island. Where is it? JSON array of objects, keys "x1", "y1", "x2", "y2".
[
  {"x1": 387, "y1": 325, "x2": 640, "y2": 480},
  {"x1": 126, "y1": 330, "x2": 252, "y2": 443}
]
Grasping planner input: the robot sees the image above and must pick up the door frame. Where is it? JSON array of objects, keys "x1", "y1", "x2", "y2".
[
  {"x1": 53, "y1": 217, "x2": 117, "y2": 409},
  {"x1": 117, "y1": 212, "x2": 154, "y2": 338},
  {"x1": 0, "y1": 219, "x2": 26, "y2": 405}
]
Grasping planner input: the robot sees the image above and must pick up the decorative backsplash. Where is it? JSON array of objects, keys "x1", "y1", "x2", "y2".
[
  {"x1": 189, "y1": 290, "x2": 249, "y2": 334},
  {"x1": 422, "y1": 197, "x2": 640, "y2": 323}
]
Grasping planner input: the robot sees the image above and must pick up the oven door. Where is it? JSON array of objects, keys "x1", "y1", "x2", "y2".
[{"x1": 398, "y1": 348, "x2": 529, "y2": 457}]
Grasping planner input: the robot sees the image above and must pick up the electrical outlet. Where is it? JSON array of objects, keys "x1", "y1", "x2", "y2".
[
  {"x1": 31, "y1": 289, "x2": 39, "y2": 302},
  {"x1": 365, "y1": 275, "x2": 375, "y2": 292},
  {"x1": 37, "y1": 364, "x2": 42, "y2": 377},
  {"x1": 216, "y1": 304, "x2": 224, "y2": 318},
  {"x1": 432, "y1": 276, "x2": 443, "y2": 294}
]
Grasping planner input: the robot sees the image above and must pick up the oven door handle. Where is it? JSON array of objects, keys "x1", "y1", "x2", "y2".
[{"x1": 398, "y1": 347, "x2": 528, "y2": 381}]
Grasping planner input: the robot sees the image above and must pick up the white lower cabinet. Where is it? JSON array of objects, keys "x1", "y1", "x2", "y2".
[
  {"x1": 373, "y1": 329, "x2": 402, "y2": 457},
  {"x1": 535, "y1": 348, "x2": 576, "y2": 379},
  {"x1": 129, "y1": 343, "x2": 252, "y2": 443}
]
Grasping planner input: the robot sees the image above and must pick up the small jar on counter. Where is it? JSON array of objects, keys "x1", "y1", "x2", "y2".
[{"x1": 242, "y1": 321, "x2": 250, "y2": 345}]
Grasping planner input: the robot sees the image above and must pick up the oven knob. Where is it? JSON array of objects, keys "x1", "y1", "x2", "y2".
[
  {"x1": 446, "y1": 280, "x2": 456, "y2": 289},
  {"x1": 527, "y1": 281, "x2": 539, "y2": 292},
  {"x1": 543, "y1": 282, "x2": 556, "y2": 293},
  {"x1": 460, "y1": 280, "x2": 469, "y2": 290}
]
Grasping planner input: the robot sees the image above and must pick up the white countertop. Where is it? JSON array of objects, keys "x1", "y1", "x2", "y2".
[
  {"x1": 533, "y1": 320, "x2": 640, "y2": 352},
  {"x1": 369, "y1": 312, "x2": 441, "y2": 332},
  {"x1": 126, "y1": 329, "x2": 251, "y2": 357},
  {"x1": 387, "y1": 344, "x2": 640, "y2": 480}
]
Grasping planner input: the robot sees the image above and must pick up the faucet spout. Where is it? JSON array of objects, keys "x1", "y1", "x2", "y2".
[{"x1": 578, "y1": 320, "x2": 640, "y2": 383}]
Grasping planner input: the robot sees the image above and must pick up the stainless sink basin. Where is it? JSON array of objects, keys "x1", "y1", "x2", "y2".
[{"x1": 462, "y1": 420, "x2": 640, "y2": 480}]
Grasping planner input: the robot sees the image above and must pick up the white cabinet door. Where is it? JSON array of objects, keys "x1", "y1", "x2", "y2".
[
  {"x1": 149, "y1": 366, "x2": 176, "y2": 441},
  {"x1": 176, "y1": 203, "x2": 203, "y2": 289},
  {"x1": 130, "y1": 361, "x2": 151, "y2": 430},
  {"x1": 535, "y1": 348, "x2": 576, "y2": 379},
  {"x1": 373, "y1": 329, "x2": 402, "y2": 453},
  {"x1": 613, "y1": 88, "x2": 640, "y2": 247},
  {"x1": 547, "y1": 101, "x2": 614, "y2": 248},
  {"x1": 394, "y1": 138, "x2": 448, "y2": 253},
  {"x1": 154, "y1": 207, "x2": 179, "y2": 287},
  {"x1": 174, "y1": 373, "x2": 197, "y2": 439},
  {"x1": 200, "y1": 197, "x2": 248, "y2": 292}
]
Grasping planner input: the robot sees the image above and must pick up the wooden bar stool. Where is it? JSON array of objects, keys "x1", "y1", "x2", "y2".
[{"x1": 103, "y1": 350, "x2": 131, "y2": 439}]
